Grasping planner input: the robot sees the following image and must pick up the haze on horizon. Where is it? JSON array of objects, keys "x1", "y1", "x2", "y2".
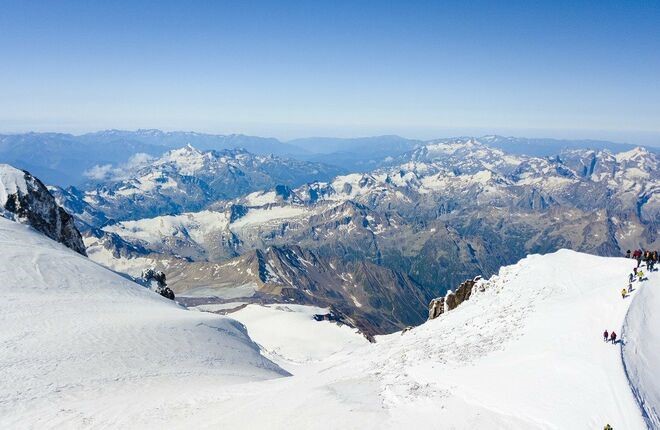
[{"x1": 1, "y1": 0, "x2": 659, "y2": 146}]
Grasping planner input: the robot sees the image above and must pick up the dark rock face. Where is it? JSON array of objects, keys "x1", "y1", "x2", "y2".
[
  {"x1": 141, "y1": 268, "x2": 175, "y2": 300},
  {"x1": 229, "y1": 204, "x2": 249, "y2": 223},
  {"x1": 1, "y1": 165, "x2": 86, "y2": 255}
]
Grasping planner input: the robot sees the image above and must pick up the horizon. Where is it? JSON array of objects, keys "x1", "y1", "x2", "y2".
[
  {"x1": 0, "y1": 127, "x2": 659, "y2": 148},
  {"x1": 1, "y1": 1, "x2": 659, "y2": 146}
]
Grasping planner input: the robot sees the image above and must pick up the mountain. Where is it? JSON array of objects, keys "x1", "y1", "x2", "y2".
[
  {"x1": 217, "y1": 250, "x2": 656, "y2": 429},
  {"x1": 176, "y1": 245, "x2": 430, "y2": 338},
  {"x1": 80, "y1": 129, "x2": 308, "y2": 157},
  {"x1": 84, "y1": 231, "x2": 431, "y2": 337},
  {"x1": 89, "y1": 138, "x2": 658, "y2": 304},
  {"x1": 478, "y1": 134, "x2": 653, "y2": 157},
  {"x1": 5, "y1": 242, "x2": 657, "y2": 427},
  {"x1": 0, "y1": 130, "x2": 310, "y2": 187},
  {"x1": 289, "y1": 135, "x2": 421, "y2": 172},
  {"x1": 0, "y1": 164, "x2": 86, "y2": 255},
  {"x1": 2, "y1": 130, "x2": 653, "y2": 187},
  {"x1": 56, "y1": 145, "x2": 343, "y2": 223},
  {"x1": 0, "y1": 132, "x2": 166, "y2": 186}
]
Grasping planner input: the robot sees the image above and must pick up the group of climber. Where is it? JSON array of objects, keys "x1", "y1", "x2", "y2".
[
  {"x1": 607, "y1": 264, "x2": 645, "y2": 346},
  {"x1": 625, "y1": 248, "x2": 658, "y2": 270},
  {"x1": 602, "y1": 329, "x2": 617, "y2": 344},
  {"x1": 600, "y1": 253, "x2": 659, "y2": 430}
]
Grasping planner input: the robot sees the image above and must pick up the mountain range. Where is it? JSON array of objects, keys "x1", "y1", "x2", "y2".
[
  {"x1": 2, "y1": 129, "x2": 655, "y2": 186},
  {"x1": 1, "y1": 139, "x2": 658, "y2": 427},
  {"x1": 59, "y1": 136, "x2": 659, "y2": 335}
]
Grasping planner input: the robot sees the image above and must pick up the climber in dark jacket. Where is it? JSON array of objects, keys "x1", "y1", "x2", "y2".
[
  {"x1": 603, "y1": 330, "x2": 609, "y2": 342},
  {"x1": 610, "y1": 331, "x2": 617, "y2": 344}
]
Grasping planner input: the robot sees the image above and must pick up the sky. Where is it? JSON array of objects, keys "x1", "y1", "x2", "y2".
[{"x1": 0, "y1": 0, "x2": 659, "y2": 145}]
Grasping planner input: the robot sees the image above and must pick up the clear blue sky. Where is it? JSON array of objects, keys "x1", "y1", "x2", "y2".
[{"x1": 1, "y1": 0, "x2": 659, "y2": 144}]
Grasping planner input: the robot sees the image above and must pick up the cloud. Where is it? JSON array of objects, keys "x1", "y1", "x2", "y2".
[{"x1": 84, "y1": 153, "x2": 155, "y2": 181}]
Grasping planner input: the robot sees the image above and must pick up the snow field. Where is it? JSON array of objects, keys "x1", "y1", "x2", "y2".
[
  {"x1": 2, "y1": 215, "x2": 657, "y2": 429},
  {"x1": 0, "y1": 218, "x2": 287, "y2": 428}
]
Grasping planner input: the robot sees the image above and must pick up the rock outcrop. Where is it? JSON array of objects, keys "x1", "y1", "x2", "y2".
[
  {"x1": 428, "y1": 276, "x2": 482, "y2": 320},
  {"x1": 141, "y1": 268, "x2": 175, "y2": 300},
  {"x1": 0, "y1": 164, "x2": 86, "y2": 255}
]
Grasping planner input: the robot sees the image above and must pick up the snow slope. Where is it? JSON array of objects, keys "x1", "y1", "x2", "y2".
[
  {"x1": 226, "y1": 304, "x2": 368, "y2": 365},
  {"x1": 2, "y1": 223, "x2": 656, "y2": 429},
  {"x1": 623, "y1": 268, "x2": 660, "y2": 427},
  {"x1": 0, "y1": 217, "x2": 287, "y2": 428},
  {"x1": 137, "y1": 250, "x2": 651, "y2": 429}
]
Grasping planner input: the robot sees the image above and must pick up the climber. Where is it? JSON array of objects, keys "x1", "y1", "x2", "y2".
[
  {"x1": 621, "y1": 288, "x2": 627, "y2": 299},
  {"x1": 610, "y1": 331, "x2": 617, "y2": 344},
  {"x1": 625, "y1": 249, "x2": 631, "y2": 258},
  {"x1": 628, "y1": 283, "x2": 633, "y2": 293},
  {"x1": 637, "y1": 269, "x2": 644, "y2": 281},
  {"x1": 603, "y1": 330, "x2": 609, "y2": 342},
  {"x1": 629, "y1": 272, "x2": 635, "y2": 283}
]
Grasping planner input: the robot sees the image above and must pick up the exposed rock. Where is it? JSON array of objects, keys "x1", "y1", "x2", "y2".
[
  {"x1": 401, "y1": 326, "x2": 414, "y2": 335},
  {"x1": 141, "y1": 267, "x2": 175, "y2": 300},
  {"x1": 313, "y1": 313, "x2": 341, "y2": 322},
  {"x1": 0, "y1": 164, "x2": 86, "y2": 255},
  {"x1": 428, "y1": 276, "x2": 481, "y2": 320},
  {"x1": 428, "y1": 298, "x2": 444, "y2": 320},
  {"x1": 229, "y1": 204, "x2": 249, "y2": 223},
  {"x1": 164, "y1": 245, "x2": 432, "y2": 337}
]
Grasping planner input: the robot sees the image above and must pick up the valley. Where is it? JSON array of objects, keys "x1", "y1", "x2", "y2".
[{"x1": 53, "y1": 136, "x2": 659, "y2": 336}]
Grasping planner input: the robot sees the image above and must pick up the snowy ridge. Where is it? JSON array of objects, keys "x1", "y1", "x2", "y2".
[
  {"x1": 0, "y1": 164, "x2": 28, "y2": 213},
  {"x1": 622, "y1": 268, "x2": 660, "y2": 427},
  {"x1": 159, "y1": 250, "x2": 652, "y2": 429}
]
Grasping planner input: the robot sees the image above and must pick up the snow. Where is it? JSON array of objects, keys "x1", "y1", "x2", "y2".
[
  {"x1": 226, "y1": 304, "x2": 368, "y2": 365},
  {"x1": 105, "y1": 210, "x2": 229, "y2": 246},
  {"x1": 83, "y1": 239, "x2": 157, "y2": 277},
  {"x1": 229, "y1": 205, "x2": 310, "y2": 228},
  {"x1": 169, "y1": 250, "x2": 651, "y2": 429},
  {"x1": 191, "y1": 302, "x2": 248, "y2": 312},
  {"x1": 615, "y1": 147, "x2": 650, "y2": 163},
  {"x1": 203, "y1": 250, "x2": 649, "y2": 430},
  {"x1": 0, "y1": 163, "x2": 27, "y2": 208},
  {"x1": 622, "y1": 268, "x2": 660, "y2": 427},
  {"x1": 2, "y1": 220, "x2": 657, "y2": 428},
  {"x1": 156, "y1": 144, "x2": 207, "y2": 175},
  {"x1": 0, "y1": 217, "x2": 286, "y2": 427},
  {"x1": 244, "y1": 190, "x2": 278, "y2": 206}
]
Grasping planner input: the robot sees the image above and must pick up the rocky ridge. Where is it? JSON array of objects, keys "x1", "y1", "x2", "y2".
[{"x1": 0, "y1": 164, "x2": 86, "y2": 255}]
